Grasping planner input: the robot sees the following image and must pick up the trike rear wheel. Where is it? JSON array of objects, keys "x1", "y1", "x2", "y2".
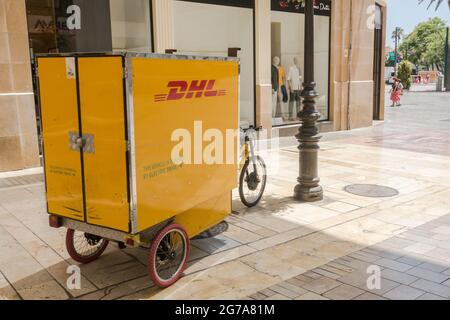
[{"x1": 148, "y1": 224, "x2": 190, "y2": 288}]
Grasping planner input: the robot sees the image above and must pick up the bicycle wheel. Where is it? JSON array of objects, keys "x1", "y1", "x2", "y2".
[
  {"x1": 148, "y1": 224, "x2": 190, "y2": 288},
  {"x1": 66, "y1": 229, "x2": 109, "y2": 264},
  {"x1": 239, "y1": 156, "x2": 267, "y2": 207}
]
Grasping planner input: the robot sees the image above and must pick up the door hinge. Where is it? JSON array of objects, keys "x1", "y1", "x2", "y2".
[
  {"x1": 123, "y1": 66, "x2": 128, "y2": 79},
  {"x1": 126, "y1": 140, "x2": 131, "y2": 151}
]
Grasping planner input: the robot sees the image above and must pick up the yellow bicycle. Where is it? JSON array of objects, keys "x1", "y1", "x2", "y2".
[{"x1": 239, "y1": 125, "x2": 267, "y2": 207}]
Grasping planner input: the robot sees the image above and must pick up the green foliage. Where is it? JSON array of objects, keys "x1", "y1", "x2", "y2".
[
  {"x1": 397, "y1": 60, "x2": 413, "y2": 90},
  {"x1": 399, "y1": 17, "x2": 447, "y2": 71}
]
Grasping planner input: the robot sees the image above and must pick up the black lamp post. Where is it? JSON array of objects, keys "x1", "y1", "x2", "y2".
[{"x1": 294, "y1": 0, "x2": 323, "y2": 202}]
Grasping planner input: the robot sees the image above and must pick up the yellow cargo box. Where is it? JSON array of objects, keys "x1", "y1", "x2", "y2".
[{"x1": 37, "y1": 52, "x2": 239, "y2": 287}]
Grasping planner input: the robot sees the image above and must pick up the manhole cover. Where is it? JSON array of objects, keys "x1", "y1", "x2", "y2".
[{"x1": 344, "y1": 184, "x2": 399, "y2": 198}]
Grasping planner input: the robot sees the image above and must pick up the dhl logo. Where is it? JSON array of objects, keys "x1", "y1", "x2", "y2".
[{"x1": 154, "y1": 80, "x2": 227, "y2": 102}]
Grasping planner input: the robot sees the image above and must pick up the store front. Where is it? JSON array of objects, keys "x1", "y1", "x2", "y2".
[{"x1": 270, "y1": 0, "x2": 331, "y2": 127}]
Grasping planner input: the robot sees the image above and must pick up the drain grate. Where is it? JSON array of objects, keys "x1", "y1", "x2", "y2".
[
  {"x1": 344, "y1": 184, "x2": 399, "y2": 198},
  {"x1": 0, "y1": 174, "x2": 44, "y2": 189}
]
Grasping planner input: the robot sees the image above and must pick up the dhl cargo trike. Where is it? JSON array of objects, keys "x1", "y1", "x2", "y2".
[{"x1": 36, "y1": 52, "x2": 266, "y2": 288}]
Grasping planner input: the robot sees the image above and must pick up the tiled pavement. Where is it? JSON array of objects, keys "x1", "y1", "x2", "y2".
[
  {"x1": 248, "y1": 214, "x2": 450, "y2": 300},
  {"x1": 1, "y1": 91, "x2": 450, "y2": 300}
]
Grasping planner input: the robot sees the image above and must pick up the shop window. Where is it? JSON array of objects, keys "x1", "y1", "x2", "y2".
[
  {"x1": 110, "y1": 0, "x2": 152, "y2": 51},
  {"x1": 26, "y1": 0, "x2": 152, "y2": 54},
  {"x1": 173, "y1": 0, "x2": 255, "y2": 126},
  {"x1": 271, "y1": 0, "x2": 331, "y2": 126}
]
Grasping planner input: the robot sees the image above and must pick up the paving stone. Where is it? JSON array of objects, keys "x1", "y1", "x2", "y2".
[
  {"x1": 377, "y1": 237, "x2": 416, "y2": 250},
  {"x1": 334, "y1": 257, "x2": 374, "y2": 272},
  {"x1": 259, "y1": 289, "x2": 277, "y2": 297},
  {"x1": 407, "y1": 267, "x2": 450, "y2": 284},
  {"x1": 375, "y1": 258, "x2": 413, "y2": 272},
  {"x1": 192, "y1": 235, "x2": 242, "y2": 254},
  {"x1": 269, "y1": 285, "x2": 301, "y2": 299},
  {"x1": 381, "y1": 269, "x2": 418, "y2": 285},
  {"x1": 396, "y1": 255, "x2": 425, "y2": 267},
  {"x1": 323, "y1": 284, "x2": 365, "y2": 300},
  {"x1": 443, "y1": 268, "x2": 450, "y2": 276},
  {"x1": 327, "y1": 261, "x2": 354, "y2": 273},
  {"x1": 383, "y1": 285, "x2": 425, "y2": 300},
  {"x1": 338, "y1": 270, "x2": 401, "y2": 295},
  {"x1": 442, "y1": 279, "x2": 450, "y2": 287},
  {"x1": 404, "y1": 243, "x2": 436, "y2": 255},
  {"x1": 249, "y1": 292, "x2": 268, "y2": 300},
  {"x1": 416, "y1": 293, "x2": 446, "y2": 300},
  {"x1": 361, "y1": 248, "x2": 402, "y2": 260},
  {"x1": 348, "y1": 251, "x2": 380, "y2": 263},
  {"x1": 410, "y1": 279, "x2": 450, "y2": 298},
  {"x1": 286, "y1": 277, "x2": 308, "y2": 288},
  {"x1": 277, "y1": 282, "x2": 308, "y2": 295},
  {"x1": 301, "y1": 277, "x2": 341, "y2": 295},
  {"x1": 418, "y1": 261, "x2": 449, "y2": 273},
  {"x1": 323, "y1": 201, "x2": 360, "y2": 213},
  {"x1": 303, "y1": 271, "x2": 323, "y2": 280},
  {"x1": 311, "y1": 267, "x2": 341, "y2": 280},
  {"x1": 431, "y1": 226, "x2": 450, "y2": 236},
  {"x1": 266, "y1": 294, "x2": 291, "y2": 300},
  {"x1": 295, "y1": 292, "x2": 329, "y2": 300},
  {"x1": 353, "y1": 292, "x2": 387, "y2": 300},
  {"x1": 320, "y1": 264, "x2": 352, "y2": 276}
]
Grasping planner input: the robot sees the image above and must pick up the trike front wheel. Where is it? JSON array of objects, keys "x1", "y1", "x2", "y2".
[{"x1": 148, "y1": 224, "x2": 190, "y2": 288}]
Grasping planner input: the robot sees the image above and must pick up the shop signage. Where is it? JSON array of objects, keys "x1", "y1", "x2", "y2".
[
  {"x1": 180, "y1": 0, "x2": 254, "y2": 9},
  {"x1": 27, "y1": 5, "x2": 81, "y2": 34},
  {"x1": 271, "y1": 0, "x2": 332, "y2": 16}
]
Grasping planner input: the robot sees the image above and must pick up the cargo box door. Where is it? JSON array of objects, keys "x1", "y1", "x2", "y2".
[
  {"x1": 77, "y1": 57, "x2": 130, "y2": 232},
  {"x1": 38, "y1": 57, "x2": 84, "y2": 221}
]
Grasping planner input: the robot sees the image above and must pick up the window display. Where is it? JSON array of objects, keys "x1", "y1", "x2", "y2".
[
  {"x1": 173, "y1": 0, "x2": 255, "y2": 126},
  {"x1": 271, "y1": 0, "x2": 331, "y2": 126}
]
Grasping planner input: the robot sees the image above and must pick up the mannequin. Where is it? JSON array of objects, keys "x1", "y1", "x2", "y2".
[
  {"x1": 288, "y1": 57, "x2": 303, "y2": 121},
  {"x1": 272, "y1": 56, "x2": 287, "y2": 119},
  {"x1": 271, "y1": 57, "x2": 280, "y2": 118}
]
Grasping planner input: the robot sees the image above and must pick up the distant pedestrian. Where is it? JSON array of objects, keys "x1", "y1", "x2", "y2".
[{"x1": 390, "y1": 77, "x2": 403, "y2": 107}]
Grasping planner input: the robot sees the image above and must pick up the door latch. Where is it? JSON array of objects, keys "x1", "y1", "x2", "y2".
[{"x1": 69, "y1": 132, "x2": 95, "y2": 154}]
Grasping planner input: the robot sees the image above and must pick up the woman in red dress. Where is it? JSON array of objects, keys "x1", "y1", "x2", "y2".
[{"x1": 390, "y1": 77, "x2": 403, "y2": 107}]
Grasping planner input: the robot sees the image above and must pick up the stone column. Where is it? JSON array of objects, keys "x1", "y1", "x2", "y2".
[
  {"x1": 254, "y1": 0, "x2": 273, "y2": 134},
  {"x1": 0, "y1": 0, "x2": 40, "y2": 172}
]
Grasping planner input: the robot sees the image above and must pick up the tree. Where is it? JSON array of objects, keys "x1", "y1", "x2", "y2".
[
  {"x1": 397, "y1": 60, "x2": 413, "y2": 89},
  {"x1": 392, "y1": 27, "x2": 404, "y2": 74},
  {"x1": 399, "y1": 17, "x2": 447, "y2": 71}
]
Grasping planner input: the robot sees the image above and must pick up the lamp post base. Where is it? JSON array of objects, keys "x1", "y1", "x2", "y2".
[{"x1": 294, "y1": 185, "x2": 324, "y2": 202}]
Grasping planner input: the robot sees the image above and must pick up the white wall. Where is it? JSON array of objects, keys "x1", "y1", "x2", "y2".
[{"x1": 173, "y1": 1, "x2": 255, "y2": 125}]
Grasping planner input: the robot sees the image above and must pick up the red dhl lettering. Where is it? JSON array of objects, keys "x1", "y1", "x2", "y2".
[{"x1": 154, "y1": 80, "x2": 227, "y2": 102}]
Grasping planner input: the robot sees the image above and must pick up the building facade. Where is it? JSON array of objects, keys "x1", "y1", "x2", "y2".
[{"x1": 0, "y1": 0, "x2": 387, "y2": 172}]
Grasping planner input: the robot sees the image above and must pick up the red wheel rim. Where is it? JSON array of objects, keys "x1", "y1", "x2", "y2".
[
  {"x1": 66, "y1": 229, "x2": 109, "y2": 264},
  {"x1": 148, "y1": 224, "x2": 190, "y2": 288}
]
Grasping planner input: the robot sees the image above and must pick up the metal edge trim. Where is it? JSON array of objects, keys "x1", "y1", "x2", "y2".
[
  {"x1": 125, "y1": 57, "x2": 139, "y2": 234},
  {"x1": 63, "y1": 218, "x2": 128, "y2": 243}
]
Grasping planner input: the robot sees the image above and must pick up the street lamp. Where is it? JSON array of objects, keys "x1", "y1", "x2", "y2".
[{"x1": 294, "y1": 0, "x2": 323, "y2": 202}]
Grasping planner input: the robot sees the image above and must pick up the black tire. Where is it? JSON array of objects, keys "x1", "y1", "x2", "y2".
[{"x1": 239, "y1": 156, "x2": 267, "y2": 208}]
